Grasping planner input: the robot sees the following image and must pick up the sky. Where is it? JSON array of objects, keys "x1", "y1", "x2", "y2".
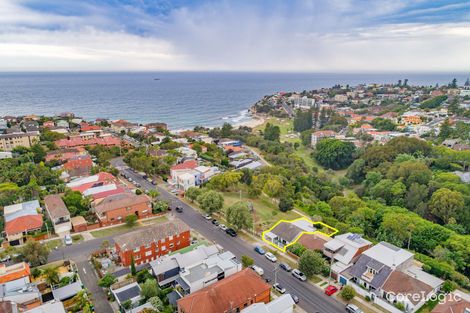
[{"x1": 1, "y1": 0, "x2": 470, "y2": 72}]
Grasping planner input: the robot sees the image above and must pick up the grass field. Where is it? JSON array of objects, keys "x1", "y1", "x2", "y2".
[
  {"x1": 222, "y1": 190, "x2": 300, "y2": 231},
  {"x1": 90, "y1": 216, "x2": 168, "y2": 238}
]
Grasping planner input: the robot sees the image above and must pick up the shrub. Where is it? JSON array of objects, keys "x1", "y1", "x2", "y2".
[
  {"x1": 241, "y1": 255, "x2": 254, "y2": 268},
  {"x1": 126, "y1": 214, "x2": 138, "y2": 227},
  {"x1": 339, "y1": 285, "x2": 355, "y2": 301},
  {"x1": 442, "y1": 280, "x2": 457, "y2": 293}
]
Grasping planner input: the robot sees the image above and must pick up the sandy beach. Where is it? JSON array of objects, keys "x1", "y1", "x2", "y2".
[{"x1": 234, "y1": 113, "x2": 266, "y2": 129}]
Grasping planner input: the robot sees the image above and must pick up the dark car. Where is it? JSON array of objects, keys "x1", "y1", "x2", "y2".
[
  {"x1": 254, "y1": 246, "x2": 266, "y2": 255},
  {"x1": 175, "y1": 206, "x2": 183, "y2": 213},
  {"x1": 291, "y1": 294, "x2": 299, "y2": 304},
  {"x1": 225, "y1": 228, "x2": 237, "y2": 237},
  {"x1": 212, "y1": 219, "x2": 219, "y2": 226},
  {"x1": 279, "y1": 263, "x2": 292, "y2": 272}
]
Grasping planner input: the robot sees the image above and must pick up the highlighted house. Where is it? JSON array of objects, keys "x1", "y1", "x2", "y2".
[{"x1": 262, "y1": 217, "x2": 337, "y2": 252}]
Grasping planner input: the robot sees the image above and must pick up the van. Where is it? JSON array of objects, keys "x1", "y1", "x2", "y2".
[
  {"x1": 250, "y1": 265, "x2": 264, "y2": 276},
  {"x1": 345, "y1": 304, "x2": 363, "y2": 313}
]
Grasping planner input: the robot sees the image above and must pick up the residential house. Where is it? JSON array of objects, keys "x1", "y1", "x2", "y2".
[
  {"x1": 311, "y1": 130, "x2": 336, "y2": 147},
  {"x1": 110, "y1": 119, "x2": 138, "y2": 133},
  {"x1": 151, "y1": 245, "x2": 221, "y2": 287},
  {"x1": 170, "y1": 160, "x2": 198, "y2": 183},
  {"x1": 66, "y1": 172, "x2": 118, "y2": 192},
  {"x1": 114, "y1": 220, "x2": 190, "y2": 266},
  {"x1": 3, "y1": 200, "x2": 43, "y2": 245},
  {"x1": 297, "y1": 233, "x2": 331, "y2": 252},
  {"x1": 45, "y1": 147, "x2": 87, "y2": 162},
  {"x1": 93, "y1": 192, "x2": 152, "y2": 226},
  {"x1": 242, "y1": 294, "x2": 295, "y2": 313},
  {"x1": 0, "y1": 263, "x2": 31, "y2": 291},
  {"x1": 175, "y1": 250, "x2": 241, "y2": 295},
  {"x1": 323, "y1": 233, "x2": 372, "y2": 280},
  {"x1": 55, "y1": 136, "x2": 121, "y2": 149},
  {"x1": 263, "y1": 218, "x2": 316, "y2": 249},
  {"x1": 176, "y1": 147, "x2": 198, "y2": 162},
  {"x1": 403, "y1": 115, "x2": 422, "y2": 125},
  {"x1": 177, "y1": 268, "x2": 271, "y2": 313},
  {"x1": 55, "y1": 120, "x2": 69, "y2": 128},
  {"x1": 111, "y1": 282, "x2": 142, "y2": 310},
  {"x1": 44, "y1": 195, "x2": 71, "y2": 236},
  {"x1": 0, "y1": 283, "x2": 42, "y2": 309},
  {"x1": 334, "y1": 94, "x2": 348, "y2": 102},
  {"x1": 25, "y1": 301, "x2": 67, "y2": 313},
  {"x1": 432, "y1": 293, "x2": 470, "y2": 313},
  {"x1": 21, "y1": 121, "x2": 39, "y2": 134},
  {"x1": 63, "y1": 155, "x2": 93, "y2": 178},
  {"x1": 42, "y1": 120, "x2": 55, "y2": 128},
  {"x1": 0, "y1": 132, "x2": 39, "y2": 151},
  {"x1": 342, "y1": 242, "x2": 442, "y2": 313}
]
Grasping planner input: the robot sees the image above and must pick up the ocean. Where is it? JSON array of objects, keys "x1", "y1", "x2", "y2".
[{"x1": 0, "y1": 72, "x2": 468, "y2": 130}]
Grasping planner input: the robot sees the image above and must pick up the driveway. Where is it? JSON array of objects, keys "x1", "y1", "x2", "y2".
[{"x1": 110, "y1": 157, "x2": 346, "y2": 313}]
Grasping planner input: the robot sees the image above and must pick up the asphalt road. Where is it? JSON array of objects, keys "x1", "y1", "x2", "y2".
[{"x1": 110, "y1": 157, "x2": 346, "y2": 313}]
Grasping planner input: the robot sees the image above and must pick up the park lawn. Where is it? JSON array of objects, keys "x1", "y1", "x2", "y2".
[
  {"x1": 90, "y1": 216, "x2": 168, "y2": 238},
  {"x1": 222, "y1": 190, "x2": 300, "y2": 230}
]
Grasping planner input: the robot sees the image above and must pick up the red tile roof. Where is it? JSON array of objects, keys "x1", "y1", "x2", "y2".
[
  {"x1": 70, "y1": 172, "x2": 118, "y2": 193},
  {"x1": 94, "y1": 192, "x2": 150, "y2": 215},
  {"x1": 382, "y1": 271, "x2": 433, "y2": 305},
  {"x1": 177, "y1": 269, "x2": 271, "y2": 313},
  {"x1": 170, "y1": 160, "x2": 198, "y2": 171},
  {"x1": 80, "y1": 122, "x2": 101, "y2": 132},
  {"x1": 0, "y1": 262, "x2": 30, "y2": 284},
  {"x1": 5, "y1": 215, "x2": 43, "y2": 236},
  {"x1": 63, "y1": 156, "x2": 93, "y2": 170},
  {"x1": 55, "y1": 136, "x2": 121, "y2": 148},
  {"x1": 432, "y1": 294, "x2": 470, "y2": 313}
]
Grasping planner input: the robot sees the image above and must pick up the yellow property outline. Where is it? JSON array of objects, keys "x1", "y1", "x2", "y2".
[{"x1": 261, "y1": 217, "x2": 338, "y2": 252}]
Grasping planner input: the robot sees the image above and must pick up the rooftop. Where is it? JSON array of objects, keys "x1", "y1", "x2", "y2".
[
  {"x1": 94, "y1": 192, "x2": 150, "y2": 215},
  {"x1": 5, "y1": 215, "x2": 43, "y2": 236},
  {"x1": 0, "y1": 262, "x2": 30, "y2": 284},
  {"x1": 363, "y1": 242, "x2": 413, "y2": 269},
  {"x1": 4, "y1": 200, "x2": 41, "y2": 222},
  {"x1": 177, "y1": 269, "x2": 271, "y2": 313},
  {"x1": 382, "y1": 271, "x2": 433, "y2": 305},
  {"x1": 114, "y1": 219, "x2": 190, "y2": 251},
  {"x1": 44, "y1": 194, "x2": 69, "y2": 219}
]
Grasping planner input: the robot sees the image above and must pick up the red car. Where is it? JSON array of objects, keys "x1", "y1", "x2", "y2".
[{"x1": 324, "y1": 285, "x2": 338, "y2": 296}]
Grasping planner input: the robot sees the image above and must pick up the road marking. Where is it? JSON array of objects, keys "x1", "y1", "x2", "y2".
[{"x1": 83, "y1": 268, "x2": 87, "y2": 275}]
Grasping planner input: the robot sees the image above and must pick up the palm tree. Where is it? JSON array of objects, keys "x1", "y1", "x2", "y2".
[{"x1": 44, "y1": 267, "x2": 60, "y2": 286}]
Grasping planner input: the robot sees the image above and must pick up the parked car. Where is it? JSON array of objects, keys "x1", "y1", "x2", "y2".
[
  {"x1": 225, "y1": 228, "x2": 237, "y2": 237},
  {"x1": 272, "y1": 283, "x2": 286, "y2": 294},
  {"x1": 265, "y1": 252, "x2": 277, "y2": 262},
  {"x1": 291, "y1": 294, "x2": 299, "y2": 304},
  {"x1": 279, "y1": 263, "x2": 292, "y2": 272},
  {"x1": 175, "y1": 206, "x2": 183, "y2": 213},
  {"x1": 345, "y1": 304, "x2": 363, "y2": 313},
  {"x1": 211, "y1": 219, "x2": 219, "y2": 226},
  {"x1": 250, "y1": 265, "x2": 264, "y2": 276},
  {"x1": 324, "y1": 285, "x2": 338, "y2": 296},
  {"x1": 218, "y1": 224, "x2": 228, "y2": 231},
  {"x1": 203, "y1": 214, "x2": 212, "y2": 220},
  {"x1": 254, "y1": 246, "x2": 266, "y2": 255},
  {"x1": 291, "y1": 269, "x2": 307, "y2": 281},
  {"x1": 64, "y1": 235, "x2": 73, "y2": 246}
]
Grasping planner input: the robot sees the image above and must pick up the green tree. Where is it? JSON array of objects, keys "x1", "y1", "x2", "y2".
[
  {"x1": 278, "y1": 197, "x2": 293, "y2": 212},
  {"x1": 241, "y1": 255, "x2": 254, "y2": 268},
  {"x1": 221, "y1": 123, "x2": 233, "y2": 137},
  {"x1": 314, "y1": 138, "x2": 356, "y2": 170},
  {"x1": 346, "y1": 159, "x2": 366, "y2": 183},
  {"x1": 264, "y1": 123, "x2": 280, "y2": 142},
  {"x1": 294, "y1": 109, "x2": 313, "y2": 132},
  {"x1": 197, "y1": 190, "x2": 224, "y2": 214},
  {"x1": 371, "y1": 118, "x2": 396, "y2": 131},
  {"x1": 185, "y1": 187, "x2": 201, "y2": 202},
  {"x1": 20, "y1": 241, "x2": 49, "y2": 266},
  {"x1": 140, "y1": 278, "x2": 159, "y2": 300},
  {"x1": 298, "y1": 250, "x2": 328, "y2": 278},
  {"x1": 429, "y1": 188, "x2": 464, "y2": 224},
  {"x1": 131, "y1": 255, "x2": 136, "y2": 276},
  {"x1": 44, "y1": 266, "x2": 60, "y2": 286},
  {"x1": 208, "y1": 171, "x2": 242, "y2": 191},
  {"x1": 339, "y1": 285, "x2": 356, "y2": 301},
  {"x1": 30, "y1": 144, "x2": 46, "y2": 163},
  {"x1": 226, "y1": 201, "x2": 253, "y2": 231},
  {"x1": 262, "y1": 177, "x2": 283, "y2": 198},
  {"x1": 98, "y1": 273, "x2": 117, "y2": 288},
  {"x1": 149, "y1": 296, "x2": 164, "y2": 311},
  {"x1": 405, "y1": 183, "x2": 428, "y2": 211},
  {"x1": 439, "y1": 118, "x2": 453, "y2": 140},
  {"x1": 300, "y1": 130, "x2": 312, "y2": 146},
  {"x1": 125, "y1": 214, "x2": 138, "y2": 227}
]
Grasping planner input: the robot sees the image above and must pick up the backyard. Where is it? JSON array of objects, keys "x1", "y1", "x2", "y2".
[{"x1": 90, "y1": 216, "x2": 168, "y2": 238}]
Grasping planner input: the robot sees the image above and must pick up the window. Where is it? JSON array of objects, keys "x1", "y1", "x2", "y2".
[
  {"x1": 117, "y1": 216, "x2": 122, "y2": 220},
  {"x1": 169, "y1": 243, "x2": 174, "y2": 248},
  {"x1": 134, "y1": 247, "x2": 140, "y2": 253},
  {"x1": 144, "y1": 243, "x2": 151, "y2": 249},
  {"x1": 145, "y1": 251, "x2": 152, "y2": 257},
  {"x1": 168, "y1": 235, "x2": 173, "y2": 241},
  {"x1": 126, "y1": 207, "x2": 131, "y2": 212},
  {"x1": 134, "y1": 254, "x2": 141, "y2": 260}
]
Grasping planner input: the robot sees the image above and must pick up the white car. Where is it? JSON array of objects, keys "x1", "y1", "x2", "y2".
[
  {"x1": 204, "y1": 214, "x2": 212, "y2": 220},
  {"x1": 272, "y1": 283, "x2": 286, "y2": 294},
  {"x1": 219, "y1": 224, "x2": 228, "y2": 231},
  {"x1": 291, "y1": 269, "x2": 307, "y2": 281},
  {"x1": 250, "y1": 265, "x2": 264, "y2": 276},
  {"x1": 265, "y1": 252, "x2": 277, "y2": 262},
  {"x1": 64, "y1": 235, "x2": 73, "y2": 246}
]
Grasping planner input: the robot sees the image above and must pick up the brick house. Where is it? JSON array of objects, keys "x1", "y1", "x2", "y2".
[
  {"x1": 93, "y1": 192, "x2": 152, "y2": 226},
  {"x1": 177, "y1": 268, "x2": 271, "y2": 313},
  {"x1": 114, "y1": 220, "x2": 190, "y2": 266},
  {"x1": 311, "y1": 130, "x2": 337, "y2": 147}
]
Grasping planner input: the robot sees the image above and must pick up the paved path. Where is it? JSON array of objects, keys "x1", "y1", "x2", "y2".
[{"x1": 110, "y1": 157, "x2": 346, "y2": 313}]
